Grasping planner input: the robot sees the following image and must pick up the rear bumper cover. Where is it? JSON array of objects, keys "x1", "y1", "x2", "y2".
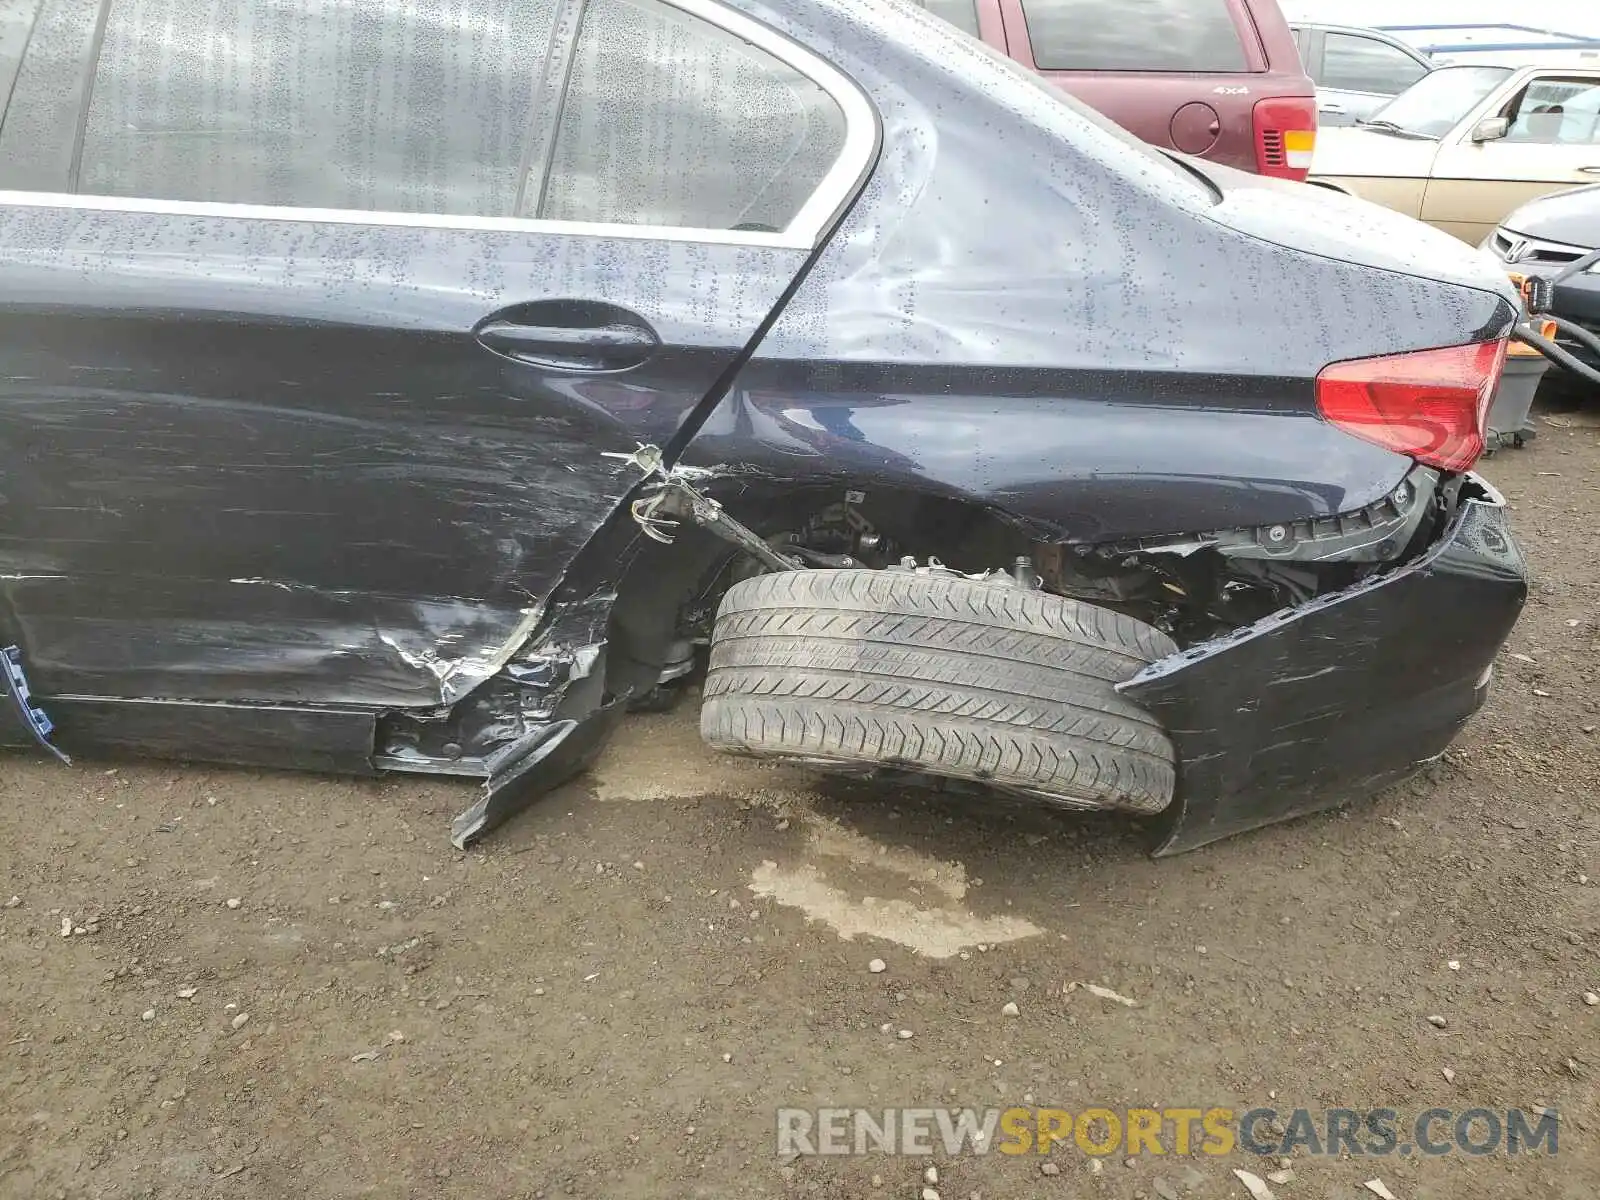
[{"x1": 1122, "y1": 475, "x2": 1526, "y2": 855}]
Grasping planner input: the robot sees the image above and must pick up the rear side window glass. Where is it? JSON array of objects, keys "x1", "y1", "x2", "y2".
[
  {"x1": 77, "y1": 0, "x2": 558, "y2": 216},
  {"x1": 914, "y1": 0, "x2": 980, "y2": 37},
  {"x1": 537, "y1": 0, "x2": 847, "y2": 232},
  {"x1": 1321, "y1": 34, "x2": 1427, "y2": 96},
  {"x1": 0, "y1": 0, "x2": 45, "y2": 130},
  {"x1": 1019, "y1": 0, "x2": 1247, "y2": 72}
]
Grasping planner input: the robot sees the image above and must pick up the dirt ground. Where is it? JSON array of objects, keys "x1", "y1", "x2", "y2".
[{"x1": 2, "y1": 400, "x2": 1598, "y2": 1200}]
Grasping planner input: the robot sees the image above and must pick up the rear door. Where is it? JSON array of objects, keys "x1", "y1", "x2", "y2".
[
  {"x1": 1426, "y1": 72, "x2": 1600, "y2": 242},
  {"x1": 996, "y1": 0, "x2": 1265, "y2": 166},
  {"x1": 0, "y1": 0, "x2": 874, "y2": 710},
  {"x1": 1316, "y1": 30, "x2": 1430, "y2": 127}
]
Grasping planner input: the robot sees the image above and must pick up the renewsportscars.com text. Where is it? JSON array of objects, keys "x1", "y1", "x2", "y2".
[{"x1": 776, "y1": 1106, "x2": 1559, "y2": 1158}]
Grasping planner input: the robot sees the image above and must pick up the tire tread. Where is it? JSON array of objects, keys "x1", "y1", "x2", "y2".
[{"x1": 701, "y1": 570, "x2": 1178, "y2": 814}]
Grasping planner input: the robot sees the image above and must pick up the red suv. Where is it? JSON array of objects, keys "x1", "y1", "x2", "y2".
[{"x1": 915, "y1": 0, "x2": 1318, "y2": 179}]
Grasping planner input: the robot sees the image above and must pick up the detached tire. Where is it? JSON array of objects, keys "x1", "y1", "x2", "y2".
[{"x1": 700, "y1": 570, "x2": 1178, "y2": 814}]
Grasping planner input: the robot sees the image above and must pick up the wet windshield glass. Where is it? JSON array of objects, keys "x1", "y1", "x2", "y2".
[{"x1": 1365, "y1": 65, "x2": 1514, "y2": 138}]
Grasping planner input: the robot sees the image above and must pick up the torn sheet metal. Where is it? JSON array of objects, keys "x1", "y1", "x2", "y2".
[
  {"x1": 367, "y1": 582, "x2": 629, "y2": 847},
  {"x1": 450, "y1": 698, "x2": 629, "y2": 849},
  {"x1": 0, "y1": 644, "x2": 69, "y2": 763},
  {"x1": 373, "y1": 603, "x2": 545, "y2": 706},
  {"x1": 0, "y1": 198, "x2": 809, "y2": 712},
  {"x1": 447, "y1": 634, "x2": 616, "y2": 847},
  {"x1": 1123, "y1": 479, "x2": 1525, "y2": 855},
  {"x1": 2, "y1": 573, "x2": 547, "y2": 710}
]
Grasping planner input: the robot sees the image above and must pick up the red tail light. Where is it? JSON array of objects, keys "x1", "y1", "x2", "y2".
[
  {"x1": 1316, "y1": 340, "x2": 1509, "y2": 472},
  {"x1": 1253, "y1": 97, "x2": 1317, "y2": 181}
]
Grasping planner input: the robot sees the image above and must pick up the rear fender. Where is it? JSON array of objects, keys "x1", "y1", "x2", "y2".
[{"x1": 678, "y1": 364, "x2": 1421, "y2": 543}]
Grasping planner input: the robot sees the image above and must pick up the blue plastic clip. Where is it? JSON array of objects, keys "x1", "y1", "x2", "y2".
[{"x1": 2, "y1": 645, "x2": 70, "y2": 765}]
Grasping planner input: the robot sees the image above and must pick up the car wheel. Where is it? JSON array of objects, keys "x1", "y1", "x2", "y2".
[{"x1": 700, "y1": 569, "x2": 1178, "y2": 814}]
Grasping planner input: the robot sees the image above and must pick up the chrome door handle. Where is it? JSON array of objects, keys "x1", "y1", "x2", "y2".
[{"x1": 474, "y1": 301, "x2": 660, "y2": 372}]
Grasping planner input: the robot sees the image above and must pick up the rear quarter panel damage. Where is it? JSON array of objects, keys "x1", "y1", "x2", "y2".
[{"x1": 696, "y1": 0, "x2": 1517, "y2": 542}]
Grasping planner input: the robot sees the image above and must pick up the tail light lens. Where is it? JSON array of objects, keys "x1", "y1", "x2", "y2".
[
  {"x1": 1316, "y1": 340, "x2": 1509, "y2": 472},
  {"x1": 1254, "y1": 97, "x2": 1317, "y2": 181}
]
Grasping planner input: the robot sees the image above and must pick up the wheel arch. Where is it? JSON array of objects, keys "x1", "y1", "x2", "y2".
[{"x1": 604, "y1": 474, "x2": 1040, "y2": 694}]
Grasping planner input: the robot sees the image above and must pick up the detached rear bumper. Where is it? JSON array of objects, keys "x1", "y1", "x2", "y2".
[{"x1": 1122, "y1": 475, "x2": 1526, "y2": 855}]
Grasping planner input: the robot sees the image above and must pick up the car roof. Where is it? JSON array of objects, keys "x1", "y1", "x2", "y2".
[
  {"x1": 1293, "y1": 22, "x2": 1409, "y2": 38},
  {"x1": 1430, "y1": 61, "x2": 1600, "y2": 79},
  {"x1": 1290, "y1": 23, "x2": 1431, "y2": 53}
]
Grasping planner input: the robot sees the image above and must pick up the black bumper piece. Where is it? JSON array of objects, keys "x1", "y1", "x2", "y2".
[{"x1": 1123, "y1": 477, "x2": 1527, "y2": 855}]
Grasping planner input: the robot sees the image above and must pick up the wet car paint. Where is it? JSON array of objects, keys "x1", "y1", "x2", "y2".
[
  {"x1": 0, "y1": 211, "x2": 811, "y2": 708},
  {"x1": 686, "y1": 367, "x2": 1420, "y2": 541},
  {"x1": 0, "y1": 0, "x2": 1529, "y2": 851},
  {"x1": 683, "y1": 1, "x2": 1517, "y2": 536}
]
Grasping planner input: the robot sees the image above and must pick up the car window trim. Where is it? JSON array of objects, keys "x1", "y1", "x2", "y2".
[
  {"x1": 519, "y1": 0, "x2": 587, "y2": 221},
  {"x1": 0, "y1": 0, "x2": 880, "y2": 251}
]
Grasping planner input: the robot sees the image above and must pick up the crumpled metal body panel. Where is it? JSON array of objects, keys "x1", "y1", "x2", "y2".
[
  {"x1": 1124, "y1": 481, "x2": 1527, "y2": 855},
  {"x1": 0, "y1": 0, "x2": 1533, "y2": 857},
  {"x1": 0, "y1": 210, "x2": 808, "y2": 709}
]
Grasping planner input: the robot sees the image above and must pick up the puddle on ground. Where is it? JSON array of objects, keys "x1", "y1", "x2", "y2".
[
  {"x1": 749, "y1": 813, "x2": 1043, "y2": 958},
  {"x1": 748, "y1": 860, "x2": 1040, "y2": 958},
  {"x1": 589, "y1": 707, "x2": 810, "y2": 803}
]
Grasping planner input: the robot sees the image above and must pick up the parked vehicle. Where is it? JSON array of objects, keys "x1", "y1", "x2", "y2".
[
  {"x1": 1289, "y1": 22, "x2": 1432, "y2": 126},
  {"x1": 1376, "y1": 21, "x2": 1600, "y2": 70},
  {"x1": 1485, "y1": 183, "x2": 1600, "y2": 375},
  {"x1": 911, "y1": 0, "x2": 1318, "y2": 179},
  {"x1": 1312, "y1": 63, "x2": 1600, "y2": 242},
  {"x1": 0, "y1": 0, "x2": 1525, "y2": 857}
]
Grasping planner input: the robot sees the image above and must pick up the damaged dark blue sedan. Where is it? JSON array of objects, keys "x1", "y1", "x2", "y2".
[{"x1": 0, "y1": 0, "x2": 1527, "y2": 854}]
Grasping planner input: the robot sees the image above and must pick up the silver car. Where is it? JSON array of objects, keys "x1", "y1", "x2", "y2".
[{"x1": 1292, "y1": 22, "x2": 1433, "y2": 126}]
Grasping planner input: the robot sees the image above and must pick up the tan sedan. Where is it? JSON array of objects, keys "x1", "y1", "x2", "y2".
[{"x1": 1311, "y1": 63, "x2": 1600, "y2": 244}]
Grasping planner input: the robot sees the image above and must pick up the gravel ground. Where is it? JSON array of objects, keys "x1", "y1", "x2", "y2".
[{"x1": 1, "y1": 402, "x2": 1597, "y2": 1200}]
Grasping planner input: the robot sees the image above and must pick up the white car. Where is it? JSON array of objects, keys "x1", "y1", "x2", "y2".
[{"x1": 1311, "y1": 63, "x2": 1600, "y2": 243}]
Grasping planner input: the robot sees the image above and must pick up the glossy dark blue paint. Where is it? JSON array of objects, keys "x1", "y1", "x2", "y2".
[
  {"x1": 682, "y1": 365, "x2": 1409, "y2": 540},
  {"x1": 0, "y1": 207, "x2": 809, "y2": 705},
  {"x1": 686, "y1": 0, "x2": 1519, "y2": 534},
  {"x1": 0, "y1": 0, "x2": 1531, "y2": 852}
]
